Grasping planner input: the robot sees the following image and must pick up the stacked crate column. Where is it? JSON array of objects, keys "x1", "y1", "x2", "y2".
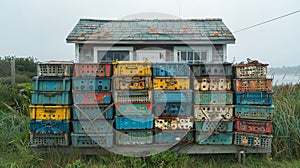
[
  {"x1": 113, "y1": 61, "x2": 154, "y2": 145},
  {"x1": 233, "y1": 61, "x2": 273, "y2": 149},
  {"x1": 71, "y1": 63, "x2": 114, "y2": 148},
  {"x1": 152, "y1": 63, "x2": 193, "y2": 144},
  {"x1": 30, "y1": 61, "x2": 73, "y2": 147},
  {"x1": 191, "y1": 63, "x2": 234, "y2": 145}
]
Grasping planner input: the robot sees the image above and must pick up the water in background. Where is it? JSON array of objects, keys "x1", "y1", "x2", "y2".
[{"x1": 268, "y1": 73, "x2": 300, "y2": 85}]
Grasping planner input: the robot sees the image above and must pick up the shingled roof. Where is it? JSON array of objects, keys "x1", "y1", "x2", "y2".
[{"x1": 66, "y1": 18, "x2": 235, "y2": 44}]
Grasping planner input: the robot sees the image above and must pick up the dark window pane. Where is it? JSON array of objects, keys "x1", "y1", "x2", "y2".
[
  {"x1": 181, "y1": 52, "x2": 187, "y2": 61},
  {"x1": 201, "y1": 51, "x2": 207, "y2": 61},
  {"x1": 195, "y1": 52, "x2": 200, "y2": 60}
]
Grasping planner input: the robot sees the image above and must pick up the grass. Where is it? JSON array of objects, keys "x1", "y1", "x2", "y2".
[{"x1": 0, "y1": 83, "x2": 300, "y2": 167}]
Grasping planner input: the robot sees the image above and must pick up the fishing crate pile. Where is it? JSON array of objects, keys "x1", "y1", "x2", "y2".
[
  {"x1": 232, "y1": 61, "x2": 274, "y2": 148},
  {"x1": 190, "y1": 63, "x2": 234, "y2": 145},
  {"x1": 71, "y1": 63, "x2": 114, "y2": 147},
  {"x1": 30, "y1": 61, "x2": 73, "y2": 146},
  {"x1": 28, "y1": 59, "x2": 274, "y2": 152}
]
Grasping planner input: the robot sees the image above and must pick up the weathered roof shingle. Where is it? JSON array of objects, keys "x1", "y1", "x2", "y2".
[{"x1": 66, "y1": 18, "x2": 235, "y2": 44}]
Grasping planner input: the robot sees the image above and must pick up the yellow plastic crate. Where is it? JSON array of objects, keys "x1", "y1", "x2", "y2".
[
  {"x1": 112, "y1": 61, "x2": 151, "y2": 76},
  {"x1": 30, "y1": 105, "x2": 71, "y2": 120},
  {"x1": 153, "y1": 77, "x2": 190, "y2": 90}
]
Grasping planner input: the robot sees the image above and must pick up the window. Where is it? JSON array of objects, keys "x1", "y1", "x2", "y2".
[
  {"x1": 98, "y1": 51, "x2": 129, "y2": 62},
  {"x1": 177, "y1": 50, "x2": 209, "y2": 63}
]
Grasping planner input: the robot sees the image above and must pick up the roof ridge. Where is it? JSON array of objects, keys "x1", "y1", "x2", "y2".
[{"x1": 79, "y1": 18, "x2": 222, "y2": 22}]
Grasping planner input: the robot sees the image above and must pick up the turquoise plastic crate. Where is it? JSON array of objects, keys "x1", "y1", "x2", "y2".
[
  {"x1": 115, "y1": 103, "x2": 152, "y2": 116},
  {"x1": 72, "y1": 77, "x2": 111, "y2": 91},
  {"x1": 72, "y1": 120, "x2": 113, "y2": 134},
  {"x1": 30, "y1": 133, "x2": 69, "y2": 147},
  {"x1": 152, "y1": 63, "x2": 190, "y2": 77},
  {"x1": 234, "y1": 132, "x2": 272, "y2": 148},
  {"x1": 195, "y1": 132, "x2": 233, "y2": 145},
  {"x1": 115, "y1": 130, "x2": 153, "y2": 145},
  {"x1": 154, "y1": 130, "x2": 193, "y2": 144},
  {"x1": 73, "y1": 91, "x2": 112, "y2": 105},
  {"x1": 234, "y1": 92, "x2": 273, "y2": 105},
  {"x1": 33, "y1": 77, "x2": 71, "y2": 92},
  {"x1": 31, "y1": 91, "x2": 72, "y2": 105},
  {"x1": 71, "y1": 133, "x2": 113, "y2": 147},
  {"x1": 194, "y1": 121, "x2": 233, "y2": 132},
  {"x1": 115, "y1": 115, "x2": 154, "y2": 130},
  {"x1": 30, "y1": 120, "x2": 70, "y2": 133},
  {"x1": 154, "y1": 90, "x2": 193, "y2": 103},
  {"x1": 234, "y1": 105, "x2": 274, "y2": 120},
  {"x1": 194, "y1": 91, "x2": 233, "y2": 105},
  {"x1": 190, "y1": 63, "x2": 232, "y2": 77},
  {"x1": 153, "y1": 103, "x2": 192, "y2": 117},
  {"x1": 72, "y1": 104, "x2": 114, "y2": 120}
]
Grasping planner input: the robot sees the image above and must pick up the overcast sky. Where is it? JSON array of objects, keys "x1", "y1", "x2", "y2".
[{"x1": 1, "y1": 0, "x2": 299, "y2": 67}]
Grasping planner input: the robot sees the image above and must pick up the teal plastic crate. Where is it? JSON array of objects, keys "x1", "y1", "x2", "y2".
[
  {"x1": 234, "y1": 92, "x2": 273, "y2": 105},
  {"x1": 154, "y1": 130, "x2": 193, "y2": 144},
  {"x1": 190, "y1": 63, "x2": 232, "y2": 77},
  {"x1": 152, "y1": 63, "x2": 190, "y2": 77},
  {"x1": 30, "y1": 133, "x2": 70, "y2": 147},
  {"x1": 154, "y1": 90, "x2": 193, "y2": 103},
  {"x1": 115, "y1": 130, "x2": 153, "y2": 145},
  {"x1": 72, "y1": 77, "x2": 111, "y2": 91},
  {"x1": 33, "y1": 77, "x2": 71, "y2": 92},
  {"x1": 30, "y1": 120, "x2": 70, "y2": 133},
  {"x1": 31, "y1": 91, "x2": 72, "y2": 105},
  {"x1": 115, "y1": 103, "x2": 152, "y2": 116},
  {"x1": 71, "y1": 133, "x2": 113, "y2": 147},
  {"x1": 234, "y1": 132, "x2": 272, "y2": 148},
  {"x1": 72, "y1": 104, "x2": 114, "y2": 120},
  {"x1": 194, "y1": 91, "x2": 233, "y2": 105},
  {"x1": 115, "y1": 115, "x2": 154, "y2": 130},
  {"x1": 195, "y1": 132, "x2": 233, "y2": 145},
  {"x1": 153, "y1": 103, "x2": 192, "y2": 117},
  {"x1": 72, "y1": 120, "x2": 113, "y2": 134},
  {"x1": 234, "y1": 105, "x2": 274, "y2": 120},
  {"x1": 194, "y1": 121, "x2": 233, "y2": 132}
]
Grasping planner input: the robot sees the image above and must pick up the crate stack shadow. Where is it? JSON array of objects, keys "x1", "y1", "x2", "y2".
[
  {"x1": 190, "y1": 63, "x2": 235, "y2": 145},
  {"x1": 112, "y1": 61, "x2": 154, "y2": 145},
  {"x1": 30, "y1": 61, "x2": 73, "y2": 147},
  {"x1": 71, "y1": 63, "x2": 114, "y2": 148},
  {"x1": 152, "y1": 63, "x2": 193, "y2": 144},
  {"x1": 232, "y1": 61, "x2": 274, "y2": 149}
]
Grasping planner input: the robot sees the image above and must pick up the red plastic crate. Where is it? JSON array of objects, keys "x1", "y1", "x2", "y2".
[
  {"x1": 73, "y1": 91, "x2": 112, "y2": 105},
  {"x1": 74, "y1": 63, "x2": 112, "y2": 77},
  {"x1": 234, "y1": 119, "x2": 272, "y2": 134}
]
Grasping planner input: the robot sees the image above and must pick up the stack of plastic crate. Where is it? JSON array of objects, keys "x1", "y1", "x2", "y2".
[
  {"x1": 152, "y1": 63, "x2": 193, "y2": 144},
  {"x1": 112, "y1": 61, "x2": 154, "y2": 145},
  {"x1": 190, "y1": 63, "x2": 234, "y2": 145},
  {"x1": 71, "y1": 63, "x2": 114, "y2": 148},
  {"x1": 232, "y1": 61, "x2": 274, "y2": 149},
  {"x1": 29, "y1": 61, "x2": 73, "y2": 147}
]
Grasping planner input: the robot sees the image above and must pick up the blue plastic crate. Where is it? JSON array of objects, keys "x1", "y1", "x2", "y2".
[
  {"x1": 72, "y1": 104, "x2": 114, "y2": 120},
  {"x1": 154, "y1": 90, "x2": 193, "y2": 103},
  {"x1": 234, "y1": 105, "x2": 274, "y2": 120},
  {"x1": 30, "y1": 120, "x2": 70, "y2": 133},
  {"x1": 72, "y1": 77, "x2": 111, "y2": 91},
  {"x1": 33, "y1": 77, "x2": 71, "y2": 92},
  {"x1": 31, "y1": 91, "x2": 72, "y2": 105},
  {"x1": 71, "y1": 133, "x2": 113, "y2": 147},
  {"x1": 153, "y1": 103, "x2": 192, "y2": 117},
  {"x1": 194, "y1": 121, "x2": 233, "y2": 132},
  {"x1": 30, "y1": 133, "x2": 70, "y2": 147},
  {"x1": 190, "y1": 63, "x2": 233, "y2": 77},
  {"x1": 234, "y1": 132, "x2": 272, "y2": 148},
  {"x1": 194, "y1": 91, "x2": 233, "y2": 105},
  {"x1": 115, "y1": 115, "x2": 154, "y2": 130},
  {"x1": 154, "y1": 130, "x2": 193, "y2": 144},
  {"x1": 234, "y1": 92, "x2": 273, "y2": 105},
  {"x1": 115, "y1": 130, "x2": 153, "y2": 145},
  {"x1": 72, "y1": 120, "x2": 113, "y2": 134},
  {"x1": 195, "y1": 131, "x2": 233, "y2": 145},
  {"x1": 115, "y1": 103, "x2": 152, "y2": 116},
  {"x1": 152, "y1": 63, "x2": 190, "y2": 77}
]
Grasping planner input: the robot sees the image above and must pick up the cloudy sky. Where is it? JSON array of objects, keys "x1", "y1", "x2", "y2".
[{"x1": 1, "y1": 0, "x2": 299, "y2": 67}]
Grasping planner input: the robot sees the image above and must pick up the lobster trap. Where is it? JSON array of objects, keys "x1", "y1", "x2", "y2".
[
  {"x1": 232, "y1": 79, "x2": 272, "y2": 92},
  {"x1": 37, "y1": 61, "x2": 74, "y2": 77},
  {"x1": 152, "y1": 62, "x2": 190, "y2": 77},
  {"x1": 234, "y1": 120, "x2": 272, "y2": 134},
  {"x1": 73, "y1": 91, "x2": 112, "y2": 105},
  {"x1": 233, "y1": 62, "x2": 268, "y2": 79},
  {"x1": 115, "y1": 115, "x2": 154, "y2": 130},
  {"x1": 113, "y1": 61, "x2": 151, "y2": 76},
  {"x1": 72, "y1": 77, "x2": 111, "y2": 91},
  {"x1": 72, "y1": 104, "x2": 114, "y2": 120},
  {"x1": 113, "y1": 76, "x2": 152, "y2": 90},
  {"x1": 195, "y1": 132, "x2": 233, "y2": 145},
  {"x1": 113, "y1": 90, "x2": 152, "y2": 103},
  {"x1": 71, "y1": 133, "x2": 113, "y2": 147},
  {"x1": 153, "y1": 77, "x2": 190, "y2": 90},
  {"x1": 115, "y1": 103, "x2": 152, "y2": 116},
  {"x1": 190, "y1": 63, "x2": 232, "y2": 77},
  {"x1": 30, "y1": 105, "x2": 71, "y2": 120},
  {"x1": 154, "y1": 117, "x2": 193, "y2": 130},
  {"x1": 234, "y1": 132, "x2": 272, "y2": 148},
  {"x1": 194, "y1": 121, "x2": 234, "y2": 132},
  {"x1": 153, "y1": 103, "x2": 192, "y2": 117},
  {"x1": 115, "y1": 130, "x2": 153, "y2": 145},
  {"x1": 234, "y1": 92, "x2": 273, "y2": 105},
  {"x1": 234, "y1": 105, "x2": 274, "y2": 120},
  {"x1": 193, "y1": 77, "x2": 231, "y2": 91},
  {"x1": 194, "y1": 91, "x2": 233, "y2": 105},
  {"x1": 74, "y1": 63, "x2": 112, "y2": 77},
  {"x1": 154, "y1": 90, "x2": 193, "y2": 103},
  {"x1": 194, "y1": 105, "x2": 234, "y2": 121}
]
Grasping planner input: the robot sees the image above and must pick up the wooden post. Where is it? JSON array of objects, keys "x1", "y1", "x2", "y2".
[{"x1": 11, "y1": 58, "x2": 15, "y2": 86}]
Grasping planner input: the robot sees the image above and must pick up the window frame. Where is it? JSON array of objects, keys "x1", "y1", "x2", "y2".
[
  {"x1": 174, "y1": 46, "x2": 212, "y2": 63},
  {"x1": 93, "y1": 47, "x2": 134, "y2": 63}
]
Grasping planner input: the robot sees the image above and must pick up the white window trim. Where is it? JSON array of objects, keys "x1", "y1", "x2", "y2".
[
  {"x1": 174, "y1": 46, "x2": 212, "y2": 63},
  {"x1": 75, "y1": 43, "x2": 80, "y2": 63},
  {"x1": 93, "y1": 46, "x2": 134, "y2": 63},
  {"x1": 223, "y1": 44, "x2": 227, "y2": 62}
]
